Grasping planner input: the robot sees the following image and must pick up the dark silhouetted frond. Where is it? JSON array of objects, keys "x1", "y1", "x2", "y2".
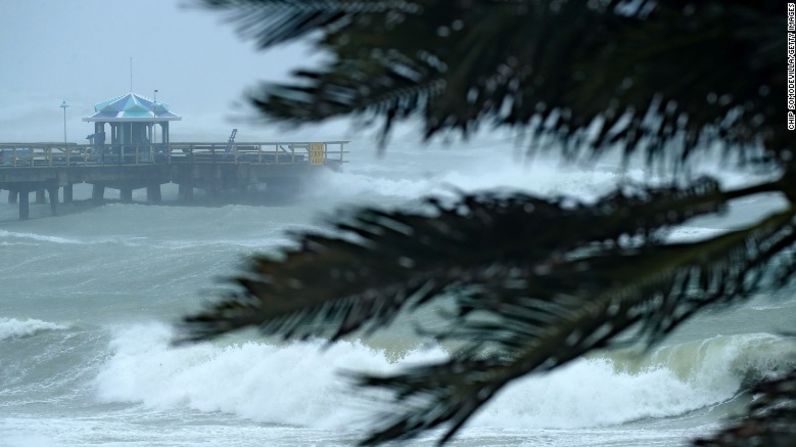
[
  {"x1": 178, "y1": 177, "x2": 782, "y2": 344},
  {"x1": 201, "y1": 0, "x2": 789, "y2": 166},
  {"x1": 201, "y1": 0, "x2": 418, "y2": 48},
  {"x1": 353, "y1": 207, "x2": 796, "y2": 445},
  {"x1": 187, "y1": 2, "x2": 796, "y2": 445},
  {"x1": 177, "y1": 180, "x2": 796, "y2": 445}
]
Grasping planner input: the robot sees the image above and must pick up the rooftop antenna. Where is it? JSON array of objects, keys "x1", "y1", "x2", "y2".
[
  {"x1": 60, "y1": 100, "x2": 69, "y2": 146},
  {"x1": 129, "y1": 57, "x2": 133, "y2": 92}
]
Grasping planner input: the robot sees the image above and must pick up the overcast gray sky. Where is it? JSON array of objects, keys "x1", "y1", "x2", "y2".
[{"x1": 0, "y1": 0, "x2": 332, "y2": 141}]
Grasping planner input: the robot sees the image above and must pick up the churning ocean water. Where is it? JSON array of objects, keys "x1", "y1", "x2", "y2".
[{"x1": 1, "y1": 138, "x2": 795, "y2": 447}]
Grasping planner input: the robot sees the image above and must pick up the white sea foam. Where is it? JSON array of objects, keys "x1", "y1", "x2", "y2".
[
  {"x1": 0, "y1": 230, "x2": 82, "y2": 244},
  {"x1": 0, "y1": 317, "x2": 68, "y2": 340},
  {"x1": 95, "y1": 323, "x2": 447, "y2": 430},
  {"x1": 94, "y1": 324, "x2": 794, "y2": 432},
  {"x1": 473, "y1": 333, "x2": 794, "y2": 429}
]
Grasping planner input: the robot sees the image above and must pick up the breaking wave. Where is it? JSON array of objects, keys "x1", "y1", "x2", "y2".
[
  {"x1": 0, "y1": 317, "x2": 68, "y2": 341},
  {"x1": 94, "y1": 323, "x2": 795, "y2": 432}
]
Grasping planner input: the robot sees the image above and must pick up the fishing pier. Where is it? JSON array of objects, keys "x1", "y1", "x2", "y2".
[
  {"x1": 0, "y1": 141, "x2": 347, "y2": 220},
  {"x1": 0, "y1": 93, "x2": 348, "y2": 220}
]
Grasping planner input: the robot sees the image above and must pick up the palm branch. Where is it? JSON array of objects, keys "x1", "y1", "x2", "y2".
[
  {"x1": 201, "y1": 0, "x2": 786, "y2": 164},
  {"x1": 180, "y1": 178, "x2": 795, "y2": 444},
  {"x1": 353, "y1": 208, "x2": 796, "y2": 444},
  {"x1": 179, "y1": 177, "x2": 779, "y2": 343},
  {"x1": 182, "y1": 0, "x2": 796, "y2": 445}
]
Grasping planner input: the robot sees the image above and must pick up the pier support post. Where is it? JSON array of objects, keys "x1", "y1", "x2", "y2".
[
  {"x1": 35, "y1": 189, "x2": 46, "y2": 204},
  {"x1": 178, "y1": 183, "x2": 194, "y2": 202},
  {"x1": 63, "y1": 184, "x2": 73, "y2": 204},
  {"x1": 19, "y1": 190, "x2": 29, "y2": 220},
  {"x1": 120, "y1": 187, "x2": 133, "y2": 203},
  {"x1": 92, "y1": 183, "x2": 105, "y2": 204},
  {"x1": 47, "y1": 185, "x2": 58, "y2": 216},
  {"x1": 147, "y1": 183, "x2": 161, "y2": 203},
  {"x1": 8, "y1": 189, "x2": 17, "y2": 204}
]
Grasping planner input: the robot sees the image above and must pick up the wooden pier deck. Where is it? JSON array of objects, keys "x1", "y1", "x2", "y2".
[{"x1": 0, "y1": 141, "x2": 348, "y2": 220}]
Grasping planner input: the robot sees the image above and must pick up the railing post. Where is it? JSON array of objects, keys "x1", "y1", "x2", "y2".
[
  {"x1": 48, "y1": 147, "x2": 52, "y2": 166},
  {"x1": 66, "y1": 147, "x2": 71, "y2": 167}
]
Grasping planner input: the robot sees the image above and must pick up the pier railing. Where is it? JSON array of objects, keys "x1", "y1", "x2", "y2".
[{"x1": 0, "y1": 141, "x2": 348, "y2": 168}]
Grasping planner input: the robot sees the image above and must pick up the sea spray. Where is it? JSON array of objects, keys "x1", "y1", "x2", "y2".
[{"x1": 304, "y1": 155, "x2": 640, "y2": 204}]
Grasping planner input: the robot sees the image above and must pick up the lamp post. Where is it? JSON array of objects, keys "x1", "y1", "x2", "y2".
[
  {"x1": 153, "y1": 90, "x2": 159, "y2": 144},
  {"x1": 60, "y1": 100, "x2": 69, "y2": 146}
]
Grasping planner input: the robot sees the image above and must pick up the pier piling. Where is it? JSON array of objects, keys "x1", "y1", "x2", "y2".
[
  {"x1": 178, "y1": 183, "x2": 194, "y2": 202},
  {"x1": 120, "y1": 187, "x2": 133, "y2": 203},
  {"x1": 63, "y1": 184, "x2": 73, "y2": 204},
  {"x1": 19, "y1": 190, "x2": 29, "y2": 220},
  {"x1": 35, "y1": 189, "x2": 46, "y2": 204},
  {"x1": 147, "y1": 183, "x2": 161, "y2": 203},
  {"x1": 92, "y1": 184, "x2": 105, "y2": 204},
  {"x1": 47, "y1": 185, "x2": 58, "y2": 216}
]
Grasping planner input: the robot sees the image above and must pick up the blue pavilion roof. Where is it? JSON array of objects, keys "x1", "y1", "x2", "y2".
[{"x1": 83, "y1": 92, "x2": 181, "y2": 122}]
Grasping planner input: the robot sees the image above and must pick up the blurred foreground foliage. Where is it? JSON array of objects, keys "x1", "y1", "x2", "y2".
[{"x1": 182, "y1": 1, "x2": 795, "y2": 445}]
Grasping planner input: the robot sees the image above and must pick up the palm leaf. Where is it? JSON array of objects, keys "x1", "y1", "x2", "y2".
[
  {"x1": 200, "y1": 0, "x2": 788, "y2": 165},
  {"x1": 354, "y1": 208, "x2": 796, "y2": 445},
  {"x1": 201, "y1": 0, "x2": 418, "y2": 48},
  {"x1": 178, "y1": 177, "x2": 783, "y2": 344},
  {"x1": 186, "y1": 2, "x2": 796, "y2": 445}
]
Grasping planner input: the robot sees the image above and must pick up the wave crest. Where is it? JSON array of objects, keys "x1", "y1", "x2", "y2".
[
  {"x1": 95, "y1": 324, "x2": 795, "y2": 432},
  {"x1": 0, "y1": 317, "x2": 68, "y2": 340}
]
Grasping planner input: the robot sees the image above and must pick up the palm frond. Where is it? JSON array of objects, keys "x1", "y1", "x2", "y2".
[
  {"x1": 202, "y1": 0, "x2": 418, "y2": 48},
  {"x1": 200, "y1": 0, "x2": 789, "y2": 165},
  {"x1": 693, "y1": 367, "x2": 796, "y2": 447},
  {"x1": 186, "y1": 2, "x2": 796, "y2": 445},
  {"x1": 178, "y1": 177, "x2": 780, "y2": 344},
  {"x1": 353, "y1": 208, "x2": 796, "y2": 445}
]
